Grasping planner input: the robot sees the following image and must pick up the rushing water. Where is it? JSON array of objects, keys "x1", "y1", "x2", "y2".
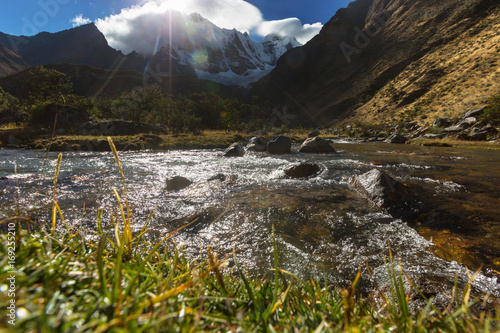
[{"x1": 1, "y1": 142, "x2": 499, "y2": 296}]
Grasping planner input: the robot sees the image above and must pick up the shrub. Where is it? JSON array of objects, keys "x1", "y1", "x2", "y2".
[
  {"x1": 480, "y1": 94, "x2": 500, "y2": 126},
  {"x1": 26, "y1": 67, "x2": 73, "y2": 105}
]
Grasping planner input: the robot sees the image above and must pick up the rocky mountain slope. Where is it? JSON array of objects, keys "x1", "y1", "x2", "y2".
[
  {"x1": 0, "y1": 42, "x2": 28, "y2": 77},
  {"x1": 253, "y1": 0, "x2": 500, "y2": 127},
  {"x1": 0, "y1": 12, "x2": 301, "y2": 87}
]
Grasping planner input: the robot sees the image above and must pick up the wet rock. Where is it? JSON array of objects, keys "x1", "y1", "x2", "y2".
[
  {"x1": 433, "y1": 118, "x2": 451, "y2": 128},
  {"x1": 385, "y1": 134, "x2": 408, "y2": 144},
  {"x1": 208, "y1": 174, "x2": 226, "y2": 182},
  {"x1": 246, "y1": 137, "x2": 268, "y2": 152},
  {"x1": 463, "y1": 106, "x2": 488, "y2": 119},
  {"x1": 166, "y1": 176, "x2": 193, "y2": 192},
  {"x1": 299, "y1": 137, "x2": 336, "y2": 153},
  {"x1": 352, "y1": 169, "x2": 409, "y2": 209},
  {"x1": 267, "y1": 136, "x2": 291, "y2": 154},
  {"x1": 223, "y1": 143, "x2": 245, "y2": 157},
  {"x1": 284, "y1": 162, "x2": 321, "y2": 179}
]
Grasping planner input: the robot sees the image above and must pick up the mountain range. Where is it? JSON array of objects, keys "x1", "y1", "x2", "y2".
[
  {"x1": 0, "y1": 11, "x2": 300, "y2": 88},
  {"x1": 1, "y1": 0, "x2": 499, "y2": 126},
  {"x1": 253, "y1": 0, "x2": 500, "y2": 126}
]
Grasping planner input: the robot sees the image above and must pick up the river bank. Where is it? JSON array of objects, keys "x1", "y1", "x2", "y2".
[{"x1": 1, "y1": 128, "x2": 500, "y2": 152}]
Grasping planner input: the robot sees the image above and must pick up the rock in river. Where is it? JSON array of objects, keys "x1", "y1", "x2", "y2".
[
  {"x1": 284, "y1": 162, "x2": 321, "y2": 179},
  {"x1": 352, "y1": 169, "x2": 408, "y2": 209},
  {"x1": 166, "y1": 176, "x2": 193, "y2": 192},
  {"x1": 385, "y1": 134, "x2": 408, "y2": 144},
  {"x1": 246, "y1": 137, "x2": 268, "y2": 152},
  {"x1": 299, "y1": 137, "x2": 336, "y2": 154},
  {"x1": 267, "y1": 136, "x2": 291, "y2": 154},
  {"x1": 208, "y1": 174, "x2": 226, "y2": 182},
  {"x1": 223, "y1": 143, "x2": 245, "y2": 157}
]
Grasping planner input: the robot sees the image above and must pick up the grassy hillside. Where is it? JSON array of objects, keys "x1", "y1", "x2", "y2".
[
  {"x1": 353, "y1": 5, "x2": 500, "y2": 125},
  {"x1": 0, "y1": 42, "x2": 28, "y2": 78},
  {"x1": 253, "y1": 0, "x2": 500, "y2": 127}
]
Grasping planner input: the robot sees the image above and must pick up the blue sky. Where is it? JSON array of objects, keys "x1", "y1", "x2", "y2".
[
  {"x1": 0, "y1": 0, "x2": 352, "y2": 35},
  {"x1": 0, "y1": 0, "x2": 353, "y2": 53}
]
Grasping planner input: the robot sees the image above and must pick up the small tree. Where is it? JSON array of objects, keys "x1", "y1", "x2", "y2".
[{"x1": 26, "y1": 67, "x2": 73, "y2": 105}]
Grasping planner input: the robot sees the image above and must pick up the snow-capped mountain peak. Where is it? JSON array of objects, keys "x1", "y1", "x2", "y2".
[{"x1": 141, "y1": 11, "x2": 303, "y2": 87}]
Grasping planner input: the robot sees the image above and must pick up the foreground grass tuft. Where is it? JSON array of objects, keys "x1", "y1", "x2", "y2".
[{"x1": 0, "y1": 228, "x2": 498, "y2": 332}]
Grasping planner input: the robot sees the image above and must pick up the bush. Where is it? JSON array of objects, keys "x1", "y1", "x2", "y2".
[
  {"x1": 480, "y1": 95, "x2": 500, "y2": 126},
  {"x1": 0, "y1": 87, "x2": 25, "y2": 123},
  {"x1": 26, "y1": 67, "x2": 73, "y2": 105},
  {"x1": 0, "y1": 87, "x2": 17, "y2": 113}
]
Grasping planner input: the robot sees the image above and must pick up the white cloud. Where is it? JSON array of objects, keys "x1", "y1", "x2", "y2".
[
  {"x1": 95, "y1": 0, "x2": 323, "y2": 54},
  {"x1": 256, "y1": 18, "x2": 323, "y2": 44},
  {"x1": 71, "y1": 14, "x2": 92, "y2": 27}
]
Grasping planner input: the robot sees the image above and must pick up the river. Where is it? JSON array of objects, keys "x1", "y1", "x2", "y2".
[{"x1": 1, "y1": 141, "x2": 499, "y2": 296}]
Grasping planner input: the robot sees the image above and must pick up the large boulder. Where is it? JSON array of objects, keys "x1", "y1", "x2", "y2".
[
  {"x1": 79, "y1": 120, "x2": 165, "y2": 136},
  {"x1": 267, "y1": 136, "x2": 291, "y2": 154},
  {"x1": 246, "y1": 137, "x2": 268, "y2": 152},
  {"x1": 433, "y1": 118, "x2": 451, "y2": 128},
  {"x1": 385, "y1": 134, "x2": 408, "y2": 144},
  {"x1": 352, "y1": 169, "x2": 408, "y2": 209},
  {"x1": 208, "y1": 174, "x2": 226, "y2": 182},
  {"x1": 299, "y1": 137, "x2": 336, "y2": 154},
  {"x1": 166, "y1": 176, "x2": 193, "y2": 192},
  {"x1": 284, "y1": 162, "x2": 321, "y2": 179},
  {"x1": 463, "y1": 117, "x2": 478, "y2": 125},
  {"x1": 463, "y1": 106, "x2": 488, "y2": 119},
  {"x1": 467, "y1": 130, "x2": 488, "y2": 141},
  {"x1": 223, "y1": 143, "x2": 245, "y2": 157}
]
